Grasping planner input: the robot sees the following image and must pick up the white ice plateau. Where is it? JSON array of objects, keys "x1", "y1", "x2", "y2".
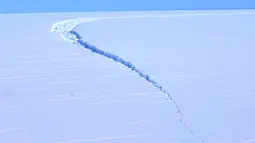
[{"x1": 1, "y1": 10, "x2": 255, "y2": 143}]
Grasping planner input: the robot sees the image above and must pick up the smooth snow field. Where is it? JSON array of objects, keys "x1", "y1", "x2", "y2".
[{"x1": 0, "y1": 10, "x2": 255, "y2": 143}]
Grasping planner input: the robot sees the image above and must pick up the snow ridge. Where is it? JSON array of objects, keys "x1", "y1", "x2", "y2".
[{"x1": 50, "y1": 15, "x2": 199, "y2": 140}]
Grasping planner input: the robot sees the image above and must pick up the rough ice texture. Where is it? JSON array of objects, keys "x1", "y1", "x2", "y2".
[{"x1": 51, "y1": 14, "x2": 199, "y2": 138}]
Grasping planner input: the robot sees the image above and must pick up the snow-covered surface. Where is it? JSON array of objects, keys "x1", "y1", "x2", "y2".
[{"x1": 0, "y1": 10, "x2": 255, "y2": 143}]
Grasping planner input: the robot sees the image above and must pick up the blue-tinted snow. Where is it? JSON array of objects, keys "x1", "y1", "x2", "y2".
[{"x1": 0, "y1": 10, "x2": 255, "y2": 143}]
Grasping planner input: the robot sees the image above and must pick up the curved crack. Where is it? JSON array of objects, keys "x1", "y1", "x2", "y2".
[{"x1": 50, "y1": 14, "x2": 212, "y2": 142}]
